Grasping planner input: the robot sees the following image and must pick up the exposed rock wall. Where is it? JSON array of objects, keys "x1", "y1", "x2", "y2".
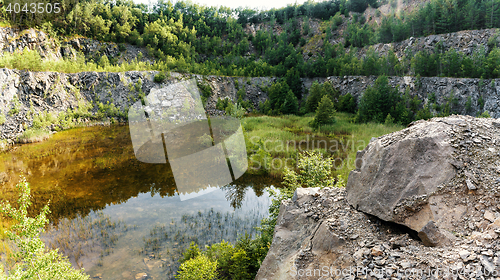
[
  {"x1": 1, "y1": 70, "x2": 500, "y2": 141},
  {"x1": 309, "y1": 75, "x2": 500, "y2": 118},
  {"x1": 358, "y1": 28, "x2": 500, "y2": 59},
  {"x1": 0, "y1": 70, "x2": 275, "y2": 141},
  {"x1": 0, "y1": 27, "x2": 154, "y2": 63}
]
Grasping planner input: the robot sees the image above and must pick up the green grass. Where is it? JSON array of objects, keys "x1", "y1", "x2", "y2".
[
  {"x1": 16, "y1": 128, "x2": 51, "y2": 144},
  {"x1": 242, "y1": 113, "x2": 404, "y2": 179},
  {"x1": 0, "y1": 48, "x2": 161, "y2": 73}
]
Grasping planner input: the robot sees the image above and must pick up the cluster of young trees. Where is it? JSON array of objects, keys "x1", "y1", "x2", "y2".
[
  {"x1": 4, "y1": 0, "x2": 500, "y2": 80},
  {"x1": 258, "y1": 75, "x2": 471, "y2": 128},
  {"x1": 356, "y1": 76, "x2": 422, "y2": 125},
  {"x1": 375, "y1": 0, "x2": 500, "y2": 44},
  {"x1": 237, "y1": 0, "x2": 378, "y2": 25},
  {"x1": 412, "y1": 45, "x2": 500, "y2": 78}
]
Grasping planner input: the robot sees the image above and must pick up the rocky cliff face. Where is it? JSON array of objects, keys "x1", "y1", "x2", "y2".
[
  {"x1": 0, "y1": 27, "x2": 154, "y2": 63},
  {"x1": 256, "y1": 115, "x2": 500, "y2": 279},
  {"x1": 310, "y1": 75, "x2": 500, "y2": 118},
  {"x1": 358, "y1": 28, "x2": 500, "y2": 59},
  {"x1": 0, "y1": 69, "x2": 274, "y2": 141},
  {"x1": 1, "y1": 69, "x2": 500, "y2": 141}
]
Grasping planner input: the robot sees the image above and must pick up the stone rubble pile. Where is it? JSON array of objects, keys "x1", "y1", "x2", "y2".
[{"x1": 257, "y1": 116, "x2": 500, "y2": 280}]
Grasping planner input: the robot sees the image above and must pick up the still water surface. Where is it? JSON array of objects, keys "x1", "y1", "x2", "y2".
[{"x1": 0, "y1": 125, "x2": 280, "y2": 279}]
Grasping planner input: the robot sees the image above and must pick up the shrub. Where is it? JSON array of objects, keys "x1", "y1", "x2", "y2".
[
  {"x1": 305, "y1": 81, "x2": 323, "y2": 113},
  {"x1": 175, "y1": 254, "x2": 217, "y2": 280},
  {"x1": 465, "y1": 96, "x2": 472, "y2": 113},
  {"x1": 0, "y1": 178, "x2": 90, "y2": 279},
  {"x1": 479, "y1": 111, "x2": 491, "y2": 118},
  {"x1": 0, "y1": 113, "x2": 5, "y2": 125},
  {"x1": 179, "y1": 242, "x2": 201, "y2": 263},
  {"x1": 311, "y1": 95, "x2": 336, "y2": 128},
  {"x1": 8, "y1": 95, "x2": 20, "y2": 116},
  {"x1": 428, "y1": 92, "x2": 436, "y2": 104},
  {"x1": 17, "y1": 128, "x2": 51, "y2": 143},
  {"x1": 118, "y1": 43, "x2": 126, "y2": 52},
  {"x1": 248, "y1": 139, "x2": 272, "y2": 173},
  {"x1": 229, "y1": 249, "x2": 252, "y2": 280},
  {"x1": 205, "y1": 241, "x2": 234, "y2": 278},
  {"x1": 216, "y1": 98, "x2": 230, "y2": 111},
  {"x1": 478, "y1": 95, "x2": 485, "y2": 110},
  {"x1": 282, "y1": 150, "x2": 335, "y2": 190},
  {"x1": 268, "y1": 81, "x2": 298, "y2": 115},
  {"x1": 154, "y1": 72, "x2": 166, "y2": 83},
  {"x1": 198, "y1": 133, "x2": 214, "y2": 147},
  {"x1": 416, "y1": 104, "x2": 433, "y2": 120},
  {"x1": 197, "y1": 81, "x2": 212, "y2": 106},
  {"x1": 337, "y1": 93, "x2": 357, "y2": 113},
  {"x1": 384, "y1": 113, "x2": 395, "y2": 125}
]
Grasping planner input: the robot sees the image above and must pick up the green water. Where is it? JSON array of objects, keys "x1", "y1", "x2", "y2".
[{"x1": 0, "y1": 125, "x2": 280, "y2": 279}]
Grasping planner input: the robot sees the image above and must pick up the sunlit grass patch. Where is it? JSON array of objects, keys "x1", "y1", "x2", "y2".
[
  {"x1": 16, "y1": 128, "x2": 51, "y2": 144},
  {"x1": 242, "y1": 113, "x2": 404, "y2": 179}
]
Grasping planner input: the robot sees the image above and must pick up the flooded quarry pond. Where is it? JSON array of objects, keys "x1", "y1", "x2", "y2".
[{"x1": 0, "y1": 125, "x2": 280, "y2": 279}]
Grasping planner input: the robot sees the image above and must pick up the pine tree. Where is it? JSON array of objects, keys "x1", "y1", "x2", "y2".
[
  {"x1": 305, "y1": 81, "x2": 323, "y2": 113},
  {"x1": 312, "y1": 95, "x2": 335, "y2": 128}
]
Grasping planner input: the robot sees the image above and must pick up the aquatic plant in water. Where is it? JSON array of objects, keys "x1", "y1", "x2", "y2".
[{"x1": 141, "y1": 207, "x2": 267, "y2": 277}]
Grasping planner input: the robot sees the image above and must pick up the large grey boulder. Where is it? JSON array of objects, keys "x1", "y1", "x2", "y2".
[{"x1": 347, "y1": 115, "x2": 500, "y2": 245}]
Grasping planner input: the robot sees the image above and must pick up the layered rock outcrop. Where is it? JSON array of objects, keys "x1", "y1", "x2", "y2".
[{"x1": 3, "y1": 69, "x2": 500, "y2": 141}]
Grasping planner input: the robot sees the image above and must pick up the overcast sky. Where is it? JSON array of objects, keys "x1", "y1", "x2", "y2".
[{"x1": 134, "y1": 0, "x2": 310, "y2": 10}]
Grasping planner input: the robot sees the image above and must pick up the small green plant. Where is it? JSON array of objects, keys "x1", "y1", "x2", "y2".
[
  {"x1": 416, "y1": 104, "x2": 433, "y2": 120},
  {"x1": 415, "y1": 74, "x2": 422, "y2": 89},
  {"x1": 478, "y1": 95, "x2": 485, "y2": 110},
  {"x1": 248, "y1": 139, "x2": 272, "y2": 173},
  {"x1": 311, "y1": 95, "x2": 336, "y2": 128},
  {"x1": 8, "y1": 95, "x2": 20, "y2": 116},
  {"x1": 216, "y1": 98, "x2": 230, "y2": 111},
  {"x1": 118, "y1": 43, "x2": 126, "y2": 52},
  {"x1": 198, "y1": 133, "x2": 214, "y2": 147},
  {"x1": 197, "y1": 81, "x2": 212, "y2": 106},
  {"x1": 154, "y1": 72, "x2": 166, "y2": 83},
  {"x1": 0, "y1": 178, "x2": 90, "y2": 279},
  {"x1": 282, "y1": 151, "x2": 335, "y2": 190},
  {"x1": 135, "y1": 78, "x2": 143, "y2": 93},
  {"x1": 175, "y1": 253, "x2": 217, "y2": 280},
  {"x1": 384, "y1": 113, "x2": 395, "y2": 125},
  {"x1": 479, "y1": 111, "x2": 491, "y2": 118},
  {"x1": 17, "y1": 128, "x2": 51, "y2": 143},
  {"x1": 0, "y1": 113, "x2": 5, "y2": 125},
  {"x1": 428, "y1": 92, "x2": 436, "y2": 104},
  {"x1": 465, "y1": 96, "x2": 472, "y2": 113}
]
